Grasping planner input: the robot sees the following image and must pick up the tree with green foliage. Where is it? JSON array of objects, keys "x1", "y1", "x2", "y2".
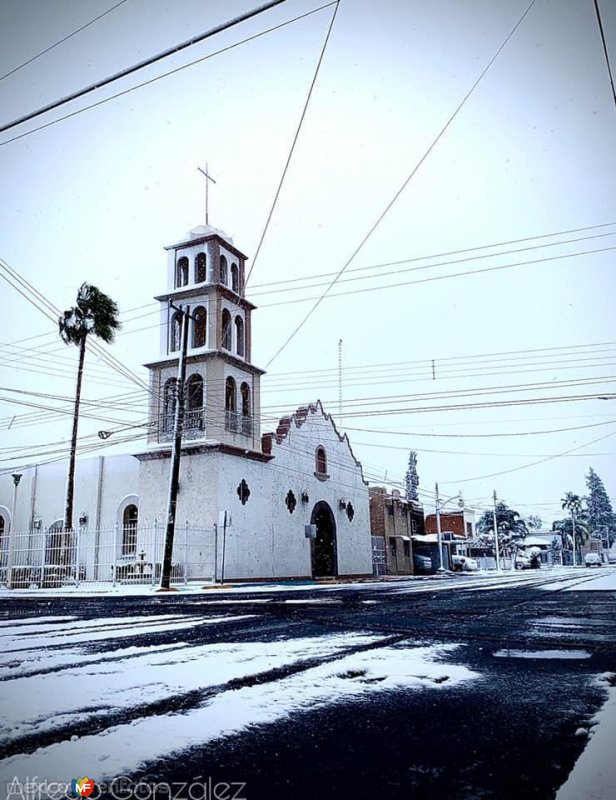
[
  {"x1": 585, "y1": 468, "x2": 615, "y2": 546},
  {"x1": 559, "y1": 492, "x2": 589, "y2": 563},
  {"x1": 475, "y1": 500, "x2": 528, "y2": 559},
  {"x1": 59, "y1": 283, "x2": 120, "y2": 533},
  {"x1": 404, "y1": 450, "x2": 419, "y2": 502},
  {"x1": 477, "y1": 500, "x2": 528, "y2": 538}
]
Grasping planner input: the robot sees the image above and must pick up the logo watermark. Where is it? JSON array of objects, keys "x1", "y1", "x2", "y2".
[
  {"x1": 72, "y1": 778, "x2": 95, "y2": 798},
  {"x1": 6, "y1": 776, "x2": 247, "y2": 800}
]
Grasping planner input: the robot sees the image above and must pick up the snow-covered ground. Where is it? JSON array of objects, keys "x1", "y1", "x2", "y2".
[
  {"x1": 0, "y1": 565, "x2": 590, "y2": 599},
  {"x1": 539, "y1": 569, "x2": 616, "y2": 592},
  {"x1": 0, "y1": 615, "x2": 479, "y2": 786},
  {"x1": 556, "y1": 676, "x2": 616, "y2": 800}
]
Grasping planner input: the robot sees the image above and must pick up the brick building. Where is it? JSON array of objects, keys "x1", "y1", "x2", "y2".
[
  {"x1": 424, "y1": 508, "x2": 476, "y2": 539},
  {"x1": 369, "y1": 487, "x2": 425, "y2": 575}
]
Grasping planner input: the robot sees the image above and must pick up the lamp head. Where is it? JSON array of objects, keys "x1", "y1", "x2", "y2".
[{"x1": 12, "y1": 472, "x2": 22, "y2": 487}]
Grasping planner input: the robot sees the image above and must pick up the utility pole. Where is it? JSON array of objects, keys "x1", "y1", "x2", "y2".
[
  {"x1": 338, "y1": 338, "x2": 342, "y2": 417},
  {"x1": 492, "y1": 489, "x2": 501, "y2": 572},
  {"x1": 160, "y1": 305, "x2": 191, "y2": 590},
  {"x1": 7, "y1": 472, "x2": 22, "y2": 589},
  {"x1": 571, "y1": 507, "x2": 578, "y2": 567},
  {"x1": 434, "y1": 482, "x2": 445, "y2": 573}
]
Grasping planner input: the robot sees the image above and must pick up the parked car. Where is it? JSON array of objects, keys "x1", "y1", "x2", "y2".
[
  {"x1": 584, "y1": 552, "x2": 603, "y2": 567},
  {"x1": 608, "y1": 551, "x2": 616, "y2": 565},
  {"x1": 515, "y1": 554, "x2": 531, "y2": 570},
  {"x1": 452, "y1": 555, "x2": 479, "y2": 572},
  {"x1": 413, "y1": 554, "x2": 433, "y2": 573}
]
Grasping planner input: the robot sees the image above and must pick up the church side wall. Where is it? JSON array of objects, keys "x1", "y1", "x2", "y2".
[{"x1": 270, "y1": 412, "x2": 372, "y2": 578}]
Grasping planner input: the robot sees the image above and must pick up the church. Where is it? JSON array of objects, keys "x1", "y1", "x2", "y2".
[{"x1": 0, "y1": 224, "x2": 372, "y2": 585}]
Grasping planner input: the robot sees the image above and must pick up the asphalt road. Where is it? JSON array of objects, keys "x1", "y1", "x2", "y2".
[{"x1": 1, "y1": 570, "x2": 615, "y2": 800}]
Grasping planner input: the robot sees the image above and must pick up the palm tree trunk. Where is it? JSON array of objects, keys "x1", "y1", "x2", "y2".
[{"x1": 64, "y1": 335, "x2": 87, "y2": 543}]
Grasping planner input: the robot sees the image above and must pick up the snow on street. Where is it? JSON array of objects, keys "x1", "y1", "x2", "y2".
[
  {"x1": 0, "y1": 570, "x2": 614, "y2": 798},
  {"x1": 0, "y1": 609, "x2": 479, "y2": 787}
]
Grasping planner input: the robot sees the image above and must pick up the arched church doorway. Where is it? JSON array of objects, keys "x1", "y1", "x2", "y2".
[{"x1": 310, "y1": 501, "x2": 337, "y2": 578}]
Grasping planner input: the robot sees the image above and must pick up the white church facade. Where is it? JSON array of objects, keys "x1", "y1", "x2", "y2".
[{"x1": 0, "y1": 225, "x2": 372, "y2": 585}]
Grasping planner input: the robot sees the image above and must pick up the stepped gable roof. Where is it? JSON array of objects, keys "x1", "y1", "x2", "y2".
[{"x1": 271, "y1": 400, "x2": 367, "y2": 485}]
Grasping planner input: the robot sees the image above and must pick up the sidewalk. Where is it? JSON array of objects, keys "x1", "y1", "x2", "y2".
[{"x1": 556, "y1": 677, "x2": 616, "y2": 800}]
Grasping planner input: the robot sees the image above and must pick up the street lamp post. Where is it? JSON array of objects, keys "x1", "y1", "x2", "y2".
[
  {"x1": 570, "y1": 507, "x2": 578, "y2": 567},
  {"x1": 434, "y1": 482, "x2": 464, "y2": 573},
  {"x1": 492, "y1": 489, "x2": 502, "y2": 573},
  {"x1": 7, "y1": 472, "x2": 22, "y2": 589}
]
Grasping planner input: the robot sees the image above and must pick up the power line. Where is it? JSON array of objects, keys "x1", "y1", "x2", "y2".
[
  {"x1": 258, "y1": 244, "x2": 616, "y2": 308},
  {"x1": 0, "y1": 0, "x2": 287, "y2": 135},
  {"x1": 444, "y1": 430, "x2": 616, "y2": 485},
  {"x1": 246, "y1": 0, "x2": 340, "y2": 286},
  {"x1": 353, "y1": 438, "x2": 616, "y2": 459},
  {"x1": 249, "y1": 222, "x2": 616, "y2": 290},
  {"x1": 56, "y1": 227, "x2": 613, "y2": 341},
  {"x1": 264, "y1": 0, "x2": 538, "y2": 366},
  {"x1": 0, "y1": 0, "x2": 129, "y2": 83},
  {"x1": 250, "y1": 229, "x2": 616, "y2": 297},
  {"x1": 0, "y1": 256, "x2": 149, "y2": 391},
  {"x1": 0, "y1": 2, "x2": 337, "y2": 147},
  {"x1": 593, "y1": 0, "x2": 616, "y2": 113},
  {"x1": 342, "y1": 418, "x2": 616, "y2": 440},
  {"x1": 260, "y1": 374, "x2": 616, "y2": 414}
]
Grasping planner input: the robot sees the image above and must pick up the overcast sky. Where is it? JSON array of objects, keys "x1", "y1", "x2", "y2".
[{"x1": 1, "y1": 0, "x2": 615, "y2": 525}]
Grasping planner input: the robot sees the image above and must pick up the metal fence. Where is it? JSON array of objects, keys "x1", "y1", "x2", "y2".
[{"x1": 0, "y1": 523, "x2": 216, "y2": 589}]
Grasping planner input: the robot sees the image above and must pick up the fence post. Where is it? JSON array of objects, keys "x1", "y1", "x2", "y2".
[
  {"x1": 184, "y1": 520, "x2": 189, "y2": 586},
  {"x1": 152, "y1": 520, "x2": 158, "y2": 587},
  {"x1": 112, "y1": 521, "x2": 118, "y2": 588},
  {"x1": 6, "y1": 528, "x2": 18, "y2": 589},
  {"x1": 213, "y1": 523, "x2": 218, "y2": 584},
  {"x1": 75, "y1": 527, "x2": 81, "y2": 587},
  {"x1": 40, "y1": 529, "x2": 46, "y2": 588}
]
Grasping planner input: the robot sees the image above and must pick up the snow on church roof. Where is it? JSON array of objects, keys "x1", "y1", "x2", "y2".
[
  {"x1": 268, "y1": 400, "x2": 367, "y2": 485},
  {"x1": 186, "y1": 224, "x2": 233, "y2": 244},
  {"x1": 164, "y1": 224, "x2": 246, "y2": 256}
]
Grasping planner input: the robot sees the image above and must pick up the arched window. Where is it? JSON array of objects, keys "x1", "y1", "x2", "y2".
[
  {"x1": 0, "y1": 515, "x2": 5, "y2": 568},
  {"x1": 231, "y1": 263, "x2": 239, "y2": 293},
  {"x1": 192, "y1": 306, "x2": 207, "y2": 348},
  {"x1": 220, "y1": 255, "x2": 228, "y2": 285},
  {"x1": 235, "y1": 315, "x2": 245, "y2": 357},
  {"x1": 241, "y1": 382, "x2": 251, "y2": 417},
  {"x1": 176, "y1": 256, "x2": 188, "y2": 288},
  {"x1": 225, "y1": 376, "x2": 237, "y2": 412},
  {"x1": 225, "y1": 376, "x2": 237, "y2": 431},
  {"x1": 195, "y1": 252, "x2": 207, "y2": 283},
  {"x1": 240, "y1": 382, "x2": 252, "y2": 435},
  {"x1": 315, "y1": 446, "x2": 328, "y2": 477},
  {"x1": 122, "y1": 504, "x2": 138, "y2": 556},
  {"x1": 163, "y1": 378, "x2": 177, "y2": 433},
  {"x1": 221, "y1": 308, "x2": 232, "y2": 350},
  {"x1": 170, "y1": 312, "x2": 182, "y2": 352},
  {"x1": 186, "y1": 373, "x2": 204, "y2": 432}
]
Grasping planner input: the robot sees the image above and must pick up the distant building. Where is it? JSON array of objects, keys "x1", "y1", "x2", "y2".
[
  {"x1": 424, "y1": 508, "x2": 476, "y2": 539},
  {"x1": 369, "y1": 487, "x2": 425, "y2": 575}
]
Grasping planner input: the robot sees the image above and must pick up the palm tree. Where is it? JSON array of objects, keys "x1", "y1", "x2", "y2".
[
  {"x1": 561, "y1": 492, "x2": 587, "y2": 564},
  {"x1": 59, "y1": 284, "x2": 120, "y2": 535}
]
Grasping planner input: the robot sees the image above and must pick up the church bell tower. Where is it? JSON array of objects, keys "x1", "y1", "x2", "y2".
[{"x1": 144, "y1": 224, "x2": 264, "y2": 453}]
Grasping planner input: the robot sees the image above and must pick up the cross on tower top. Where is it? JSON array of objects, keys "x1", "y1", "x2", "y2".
[{"x1": 197, "y1": 163, "x2": 216, "y2": 226}]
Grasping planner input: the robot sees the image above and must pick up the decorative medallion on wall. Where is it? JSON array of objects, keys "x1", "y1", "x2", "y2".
[
  {"x1": 285, "y1": 490, "x2": 297, "y2": 514},
  {"x1": 237, "y1": 479, "x2": 250, "y2": 505},
  {"x1": 346, "y1": 502, "x2": 355, "y2": 522}
]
